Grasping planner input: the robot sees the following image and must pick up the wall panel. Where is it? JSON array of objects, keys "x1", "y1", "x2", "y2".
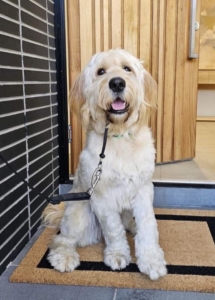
[{"x1": 0, "y1": 0, "x2": 59, "y2": 275}]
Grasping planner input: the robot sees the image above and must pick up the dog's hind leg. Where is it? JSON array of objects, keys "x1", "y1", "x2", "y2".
[{"x1": 48, "y1": 201, "x2": 101, "y2": 272}]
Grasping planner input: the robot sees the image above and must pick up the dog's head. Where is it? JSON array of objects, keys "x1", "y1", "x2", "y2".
[{"x1": 70, "y1": 49, "x2": 157, "y2": 134}]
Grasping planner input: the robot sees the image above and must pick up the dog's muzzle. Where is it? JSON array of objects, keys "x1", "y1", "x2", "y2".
[{"x1": 108, "y1": 77, "x2": 128, "y2": 114}]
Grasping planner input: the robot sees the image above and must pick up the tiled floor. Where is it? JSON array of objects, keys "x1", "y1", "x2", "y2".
[{"x1": 153, "y1": 121, "x2": 215, "y2": 184}]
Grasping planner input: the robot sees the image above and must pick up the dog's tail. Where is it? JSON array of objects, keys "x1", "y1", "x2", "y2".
[{"x1": 41, "y1": 202, "x2": 65, "y2": 228}]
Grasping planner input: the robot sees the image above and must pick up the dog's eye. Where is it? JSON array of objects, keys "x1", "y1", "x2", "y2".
[
  {"x1": 123, "y1": 66, "x2": 131, "y2": 72},
  {"x1": 97, "y1": 68, "x2": 105, "y2": 76}
]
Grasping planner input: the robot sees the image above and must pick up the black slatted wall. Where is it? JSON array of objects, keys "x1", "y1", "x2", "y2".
[{"x1": 0, "y1": 0, "x2": 59, "y2": 275}]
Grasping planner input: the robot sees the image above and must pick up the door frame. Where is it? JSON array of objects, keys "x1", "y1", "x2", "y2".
[{"x1": 54, "y1": 0, "x2": 69, "y2": 183}]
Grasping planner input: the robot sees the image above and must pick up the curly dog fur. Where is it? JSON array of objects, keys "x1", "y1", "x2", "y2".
[{"x1": 42, "y1": 49, "x2": 167, "y2": 280}]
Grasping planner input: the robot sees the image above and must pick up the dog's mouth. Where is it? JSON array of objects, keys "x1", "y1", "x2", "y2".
[{"x1": 108, "y1": 98, "x2": 129, "y2": 114}]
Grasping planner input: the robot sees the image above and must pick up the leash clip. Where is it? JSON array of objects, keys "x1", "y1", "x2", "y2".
[{"x1": 87, "y1": 159, "x2": 103, "y2": 197}]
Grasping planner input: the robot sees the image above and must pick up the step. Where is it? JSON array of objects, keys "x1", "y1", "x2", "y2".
[{"x1": 59, "y1": 182, "x2": 215, "y2": 210}]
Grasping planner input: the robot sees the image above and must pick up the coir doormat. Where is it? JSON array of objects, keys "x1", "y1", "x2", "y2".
[{"x1": 10, "y1": 208, "x2": 215, "y2": 293}]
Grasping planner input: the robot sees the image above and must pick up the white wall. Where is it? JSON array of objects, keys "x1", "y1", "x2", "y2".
[{"x1": 197, "y1": 89, "x2": 215, "y2": 117}]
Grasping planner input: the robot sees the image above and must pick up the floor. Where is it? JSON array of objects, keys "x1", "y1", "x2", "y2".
[
  {"x1": 153, "y1": 121, "x2": 215, "y2": 184},
  {"x1": 1, "y1": 226, "x2": 215, "y2": 300}
]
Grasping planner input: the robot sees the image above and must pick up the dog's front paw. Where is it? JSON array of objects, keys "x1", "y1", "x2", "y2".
[
  {"x1": 104, "y1": 250, "x2": 131, "y2": 270},
  {"x1": 48, "y1": 246, "x2": 80, "y2": 272},
  {"x1": 137, "y1": 247, "x2": 167, "y2": 280}
]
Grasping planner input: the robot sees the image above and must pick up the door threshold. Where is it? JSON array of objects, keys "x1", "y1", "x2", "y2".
[{"x1": 152, "y1": 179, "x2": 215, "y2": 186}]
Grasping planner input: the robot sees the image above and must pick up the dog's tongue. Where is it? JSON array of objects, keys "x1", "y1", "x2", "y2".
[{"x1": 111, "y1": 99, "x2": 126, "y2": 110}]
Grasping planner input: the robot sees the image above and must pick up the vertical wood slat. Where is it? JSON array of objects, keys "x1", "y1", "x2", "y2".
[
  {"x1": 150, "y1": 0, "x2": 159, "y2": 160},
  {"x1": 95, "y1": 0, "x2": 101, "y2": 52},
  {"x1": 139, "y1": 0, "x2": 152, "y2": 72},
  {"x1": 123, "y1": 0, "x2": 138, "y2": 57},
  {"x1": 79, "y1": 0, "x2": 93, "y2": 69},
  {"x1": 156, "y1": 0, "x2": 166, "y2": 163},
  {"x1": 103, "y1": 0, "x2": 110, "y2": 50},
  {"x1": 111, "y1": 0, "x2": 122, "y2": 49},
  {"x1": 162, "y1": 0, "x2": 177, "y2": 162},
  {"x1": 191, "y1": 0, "x2": 201, "y2": 157},
  {"x1": 67, "y1": 0, "x2": 82, "y2": 173},
  {"x1": 181, "y1": 0, "x2": 200, "y2": 159},
  {"x1": 151, "y1": 0, "x2": 166, "y2": 163},
  {"x1": 174, "y1": 0, "x2": 192, "y2": 160},
  {"x1": 174, "y1": 0, "x2": 187, "y2": 160},
  {"x1": 79, "y1": 0, "x2": 94, "y2": 147}
]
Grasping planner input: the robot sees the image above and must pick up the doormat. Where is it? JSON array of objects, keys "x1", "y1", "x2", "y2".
[{"x1": 10, "y1": 208, "x2": 215, "y2": 293}]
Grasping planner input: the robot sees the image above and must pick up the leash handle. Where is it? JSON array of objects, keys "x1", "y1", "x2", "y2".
[{"x1": 49, "y1": 192, "x2": 91, "y2": 205}]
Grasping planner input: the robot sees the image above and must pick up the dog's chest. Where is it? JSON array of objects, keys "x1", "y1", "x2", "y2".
[
  {"x1": 102, "y1": 153, "x2": 152, "y2": 189},
  {"x1": 96, "y1": 139, "x2": 154, "y2": 197},
  {"x1": 80, "y1": 131, "x2": 155, "y2": 207}
]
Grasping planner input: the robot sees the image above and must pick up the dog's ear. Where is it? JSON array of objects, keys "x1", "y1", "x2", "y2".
[
  {"x1": 70, "y1": 73, "x2": 90, "y2": 128},
  {"x1": 143, "y1": 70, "x2": 157, "y2": 109},
  {"x1": 70, "y1": 73, "x2": 85, "y2": 115}
]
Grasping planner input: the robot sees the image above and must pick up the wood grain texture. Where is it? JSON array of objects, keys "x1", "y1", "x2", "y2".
[
  {"x1": 103, "y1": 0, "x2": 111, "y2": 50},
  {"x1": 67, "y1": 0, "x2": 82, "y2": 173},
  {"x1": 156, "y1": 0, "x2": 166, "y2": 163},
  {"x1": 123, "y1": 0, "x2": 138, "y2": 56},
  {"x1": 198, "y1": 70, "x2": 215, "y2": 84},
  {"x1": 79, "y1": 0, "x2": 94, "y2": 148},
  {"x1": 150, "y1": 0, "x2": 159, "y2": 152},
  {"x1": 95, "y1": 0, "x2": 102, "y2": 52},
  {"x1": 139, "y1": 0, "x2": 152, "y2": 72},
  {"x1": 174, "y1": 0, "x2": 188, "y2": 160},
  {"x1": 162, "y1": 0, "x2": 177, "y2": 162},
  {"x1": 173, "y1": 0, "x2": 199, "y2": 160},
  {"x1": 111, "y1": 0, "x2": 122, "y2": 49}
]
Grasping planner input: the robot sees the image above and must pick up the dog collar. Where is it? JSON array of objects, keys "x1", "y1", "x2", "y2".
[{"x1": 112, "y1": 133, "x2": 132, "y2": 138}]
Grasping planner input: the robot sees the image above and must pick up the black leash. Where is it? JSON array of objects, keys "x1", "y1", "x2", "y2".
[{"x1": 0, "y1": 126, "x2": 109, "y2": 205}]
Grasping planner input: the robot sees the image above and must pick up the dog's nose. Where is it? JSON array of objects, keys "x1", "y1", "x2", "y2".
[{"x1": 109, "y1": 77, "x2": 126, "y2": 93}]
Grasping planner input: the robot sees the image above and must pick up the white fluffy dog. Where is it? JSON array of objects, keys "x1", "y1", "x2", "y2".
[{"x1": 43, "y1": 49, "x2": 167, "y2": 280}]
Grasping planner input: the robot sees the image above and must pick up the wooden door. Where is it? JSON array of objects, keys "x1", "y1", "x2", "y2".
[{"x1": 66, "y1": 0, "x2": 200, "y2": 174}]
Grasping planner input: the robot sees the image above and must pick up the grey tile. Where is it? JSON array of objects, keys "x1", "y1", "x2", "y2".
[
  {"x1": 21, "y1": 11, "x2": 47, "y2": 34},
  {"x1": 0, "y1": 0, "x2": 19, "y2": 20},
  {"x1": 0, "y1": 99, "x2": 23, "y2": 114},
  {"x1": 0, "y1": 68, "x2": 22, "y2": 82},
  {"x1": 23, "y1": 41, "x2": 48, "y2": 58},
  {"x1": 0, "y1": 52, "x2": 22, "y2": 68},
  {"x1": 77, "y1": 286, "x2": 115, "y2": 300},
  {"x1": 23, "y1": 55, "x2": 49, "y2": 70},
  {"x1": 0, "y1": 18, "x2": 19, "y2": 36},
  {"x1": 25, "y1": 83, "x2": 50, "y2": 96},
  {"x1": 0, "y1": 266, "x2": 81, "y2": 300},
  {"x1": 11, "y1": 227, "x2": 44, "y2": 265},
  {"x1": 0, "y1": 84, "x2": 23, "y2": 98},
  {"x1": 115, "y1": 288, "x2": 215, "y2": 300},
  {"x1": 154, "y1": 186, "x2": 215, "y2": 210}
]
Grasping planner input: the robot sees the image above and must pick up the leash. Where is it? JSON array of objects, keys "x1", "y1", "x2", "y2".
[{"x1": 0, "y1": 126, "x2": 109, "y2": 205}]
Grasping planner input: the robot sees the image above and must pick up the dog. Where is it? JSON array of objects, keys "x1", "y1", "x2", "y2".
[{"x1": 43, "y1": 49, "x2": 167, "y2": 280}]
